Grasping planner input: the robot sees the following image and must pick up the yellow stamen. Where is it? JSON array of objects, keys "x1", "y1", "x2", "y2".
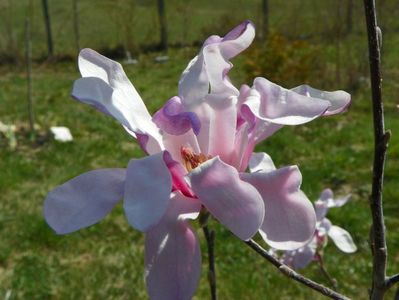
[{"x1": 181, "y1": 147, "x2": 212, "y2": 172}]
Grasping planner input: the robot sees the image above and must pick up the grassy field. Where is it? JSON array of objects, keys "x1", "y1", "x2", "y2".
[{"x1": 1, "y1": 1, "x2": 399, "y2": 299}]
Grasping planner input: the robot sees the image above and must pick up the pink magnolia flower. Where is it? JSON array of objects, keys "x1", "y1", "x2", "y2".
[
  {"x1": 44, "y1": 21, "x2": 351, "y2": 299},
  {"x1": 281, "y1": 188, "x2": 357, "y2": 270}
]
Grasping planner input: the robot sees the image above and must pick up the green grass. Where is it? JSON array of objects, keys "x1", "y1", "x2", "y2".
[{"x1": 1, "y1": 1, "x2": 399, "y2": 299}]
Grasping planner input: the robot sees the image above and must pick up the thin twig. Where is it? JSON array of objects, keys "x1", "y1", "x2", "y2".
[
  {"x1": 200, "y1": 212, "x2": 217, "y2": 300},
  {"x1": 245, "y1": 239, "x2": 350, "y2": 300},
  {"x1": 363, "y1": 1, "x2": 390, "y2": 299},
  {"x1": 203, "y1": 225, "x2": 217, "y2": 300},
  {"x1": 385, "y1": 274, "x2": 399, "y2": 290},
  {"x1": 316, "y1": 253, "x2": 338, "y2": 290}
]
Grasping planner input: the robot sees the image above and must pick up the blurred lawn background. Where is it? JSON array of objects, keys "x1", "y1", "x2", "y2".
[{"x1": 1, "y1": 0, "x2": 399, "y2": 299}]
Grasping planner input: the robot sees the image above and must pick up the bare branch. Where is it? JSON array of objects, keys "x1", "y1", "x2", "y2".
[
  {"x1": 203, "y1": 225, "x2": 217, "y2": 300},
  {"x1": 200, "y1": 212, "x2": 217, "y2": 300},
  {"x1": 244, "y1": 239, "x2": 350, "y2": 300},
  {"x1": 386, "y1": 274, "x2": 399, "y2": 290},
  {"x1": 363, "y1": 1, "x2": 390, "y2": 299}
]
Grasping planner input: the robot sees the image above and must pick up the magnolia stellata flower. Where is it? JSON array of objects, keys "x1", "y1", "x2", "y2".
[
  {"x1": 44, "y1": 21, "x2": 351, "y2": 300},
  {"x1": 281, "y1": 188, "x2": 357, "y2": 270}
]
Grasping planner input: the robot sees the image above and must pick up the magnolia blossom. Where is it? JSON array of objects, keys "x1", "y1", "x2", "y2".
[
  {"x1": 44, "y1": 21, "x2": 351, "y2": 300},
  {"x1": 281, "y1": 188, "x2": 357, "y2": 270}
]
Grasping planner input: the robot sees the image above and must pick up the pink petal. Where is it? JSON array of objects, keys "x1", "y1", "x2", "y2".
[
  {"x1": 283, "y1": 240, "x2": 317, "y2": 270},
  {"x1": 291, "y1": 85, "x2": 351, "y2": 116},
  {"x1": 229, "y1": 122, "x2": 251, "y2": 170},
  {"x1": 242, "y1": 77, "x2": 331, "y2": 125},
  {"x1": 187, "y1": 157, "x2": 264, "y2": 240},
  {"x1": 237, "y1": 84, "x2": 252, "y2": 128},
  {"x1": 203, "y1": 94, "x2": 238, "y2": 160},
  {"x1": 73, "y1": 49, "x2": 163, "y2": 153},
  {"x1": 320, "y1": 188, "x2": 334, "y2": 202},
  {"x1": 331, "y1": 194, "x2": 351, "y2": 207},
  {"x1": 248, "y1": 152, "x2": 276, "y2": 173},
  {"x1": 241, "y1": 166, "x2": 316, "y2": 250},
  {"x1": 44, "y1": 169, "x2": 125, "y2": 234},
  {"x1": 177, "y1": 22, "x2": 255, "y2": 160},
  {"x1": 124, "y1": 152, "x2": 172, "y2": 232},
  {"x1": 145, "y1": 192, "x2": 201, "y2": 300},
  {"x1": 319, "y1": 188, "x2": 351, "y2": 208},
  {"x1": 328, "y1": 225, "x2": 357, "y2": 253},
  {"x1": 219, "y1": 20, "x2": 256, "y2": 59},
  {"x1": 315, "y1": 200, "x2": 329, "y2": 222},
  {"x1": 315, "y1": 189, "x2": 351, "y2": 221},
  {"x1": 178, "y1": 21, "x2": 255, "y2": 107},
  {"x1": 178, "y1": 54, "x2": 209, "y2": 108},
  {"x1": 152, "y1": 96, "x2": 201, "y2": 136},
  {"x1": 162, "y1": 129, "x2": 200, "y2": 165}
]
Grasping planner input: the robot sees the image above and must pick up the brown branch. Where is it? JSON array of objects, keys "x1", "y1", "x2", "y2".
[
  {"x1": 363, "y1": 1, "x2": 390, "y2": 299},
  {"x1": 244, "y1": 239, "x2": 350, "y2": 300},
  {"x1": 203, "y1": 225, "x2": 217, "y2": 300},
  {"x1": 200, "y1": 212, "x2": 217, "y2": 300},
  {"x1": 386, "y1": 274, "x2": 399, "y2": 290}
]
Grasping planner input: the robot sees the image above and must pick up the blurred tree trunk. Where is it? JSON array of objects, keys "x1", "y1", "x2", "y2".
[
  {"x1": 335, "y1": 0, "x2": 343, "y2": 85},
  {"x1": 157, "y1": 0, "x2": 168, "y2": 51},
  {"x1": 41, "y1": 0, "x2": 54, "y2": 59},
  {"x1": 72, "y1": 0, "x2": 80, "y2": 54},
  {"x1": 261, "y1": 0, "x2": 269, "y2": 41},
  {"x1": 345, "y1": 0, "x2": 353, "y2": 35},
  {"x1": 25, "y1": 14, "x2": 35, "y2": 138},
  {"x1": 2, "y1": 0, "x2": 18, "y2": 63}
]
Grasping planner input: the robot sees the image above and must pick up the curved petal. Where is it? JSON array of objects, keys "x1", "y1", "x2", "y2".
[
  {"x1": 315, "y1": 200, "x2": 329, "y2": 223},
  {"x1": 162, "y1": 129, "x2": 200, "y2": 165},
  {"x1": 178, "y1": 54, "x2": 208, "y2": 108},
  {"x1": 178, "y1": 22, "x2": 255, "y2": 160},
  {"x1": 230, "y1": 121, "x2": 252, "y2": 171},
  {"x1": 187, "y1": 157, "x2": 264, "y2": 240},
  {"x1": 204, "y1": 94, "x2": 238, "y2": 160},
  {"x1": 74, "y1": 49, "x2": 163, "y2": 152},
  {"x1": 291, "y1": 85, "x2": 351, "y2": 116},
  {"x1": 152, "y1": 96, "x2": 201, "y2": 136},
  {"x1": 242, "y1": 77, "x2": 331, "y2": 125},
  {"x1": 316, "y1": 189, "x2": 351, "y2": 221},
  {"x1": 145, "y1": 192, "x2": 201, "y2": 300},
  {"x1": 44, "y1": 169, "x2": 125, "y2": 234},
  {"x1": 241, "y1": 166, "x2": 316, "y2": 250},
  {"x1": 178, "y1": 21, "x2": 255, "y2": 107},
  {"x1": 124, "y1": 152, "x2": 172, "y2": 232},
  {"x1": 319, "y1": 188, "x2": 351, "y2": 208},
  {"x1": 332, "y1": 194, "x2": 351, "y2": 207},
  {"x1": 248, "y1": 152, "x2": 276, "y2": 173},
  {"x1": 328, "y1": 225, "x2": 357, "y2": 253},
  {"x1": 219, "y1": 20, "x2": 255, "y2": 59},
  {"x1": 319, "y1": 188, "x2": 334, "y2": 202},
  {"x1": 182, "y1": 93, "x2": 238, "y2": 162},
  {"x1": 318, "y1": 218, "x2": 332, "y2": 233}
]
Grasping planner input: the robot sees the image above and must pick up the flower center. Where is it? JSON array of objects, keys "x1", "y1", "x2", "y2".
[{"x1": 181, "y1": 147, "x2": 212, "y2": 172}]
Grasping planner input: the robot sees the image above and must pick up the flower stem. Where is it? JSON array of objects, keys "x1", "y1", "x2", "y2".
[
  {"x1": 200, "y1": 211, "x2": 217, "y2": 300},
  {"x1": 203, "y1": 223, "x2": 217, "y2": 300}
]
